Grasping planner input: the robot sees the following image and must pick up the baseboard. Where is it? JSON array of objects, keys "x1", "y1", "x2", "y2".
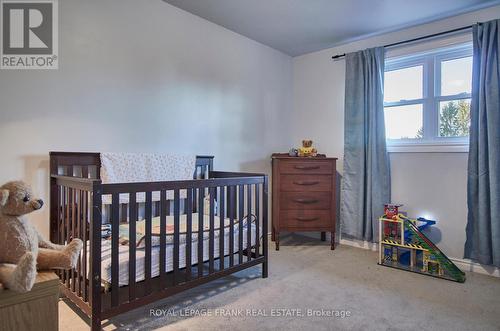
[
  {"x1": 339, "y1": 237, "x2": 500, "y2": 278},
  {"x1": 339, "y1": 237, "x2": 378, "y2": 251},
  {"x1": 448, "y1": 257, "x2": 500, "y2": 278}
]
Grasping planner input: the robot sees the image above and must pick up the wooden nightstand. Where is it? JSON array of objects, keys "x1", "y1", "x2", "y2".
[{"x1": 271, "y1": 154, "x2": 338, "y2": 250}]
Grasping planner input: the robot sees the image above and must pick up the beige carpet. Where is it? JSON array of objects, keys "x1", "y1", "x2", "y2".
[{"x1": 60, "y1": 234, "x2": 500, "y2": 331}]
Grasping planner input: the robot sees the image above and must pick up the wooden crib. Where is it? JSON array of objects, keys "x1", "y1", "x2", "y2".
[{"x1": 49, "y1": 152, "x2": 268, "y2": 330}]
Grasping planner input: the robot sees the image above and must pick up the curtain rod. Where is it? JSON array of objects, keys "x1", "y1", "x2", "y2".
[{"x1": 331, "y1": 25, "x2": 473, "y2": 60}]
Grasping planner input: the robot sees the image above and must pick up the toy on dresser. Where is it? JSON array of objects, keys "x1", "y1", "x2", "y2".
[{"x1": 298, "y1": 140, "x2": 317, "y2": 157}]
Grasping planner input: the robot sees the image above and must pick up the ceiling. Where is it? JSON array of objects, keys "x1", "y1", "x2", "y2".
[{"x1": 163, "y1": 0, "x2": 500, "y2": 56}]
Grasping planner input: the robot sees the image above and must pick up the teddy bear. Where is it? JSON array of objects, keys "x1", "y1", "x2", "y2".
[
  {"x1": 0, "y1": 181, "x2": 83, "y2": 292},
  {"x1": 298, "y1": 139, "x2": 318, "y2": 157}
]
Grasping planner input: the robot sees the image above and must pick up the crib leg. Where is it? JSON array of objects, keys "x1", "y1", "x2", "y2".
[
  {"x1": 262, "y1": 260, "x2": 268, "y2": 278},
  {"x1": 91, "y1": 315, "x2": 101, "y2": 331}
]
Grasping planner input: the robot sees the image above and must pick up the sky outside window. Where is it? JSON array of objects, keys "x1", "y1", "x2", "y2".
[
  {"x1": 384, "y1": 104, "x2": 423, "y2": 139},
  {"x1": 384, "y1": 65, "x2": 423, "y2": 103},
  {"x1": 441, "y1": 57, "x2": 472, "y2": 96}
]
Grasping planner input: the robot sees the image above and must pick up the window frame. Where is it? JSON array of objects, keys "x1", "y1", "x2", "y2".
[{"x1": 384, "y1": 42, "x2": 472, "y2": 152}]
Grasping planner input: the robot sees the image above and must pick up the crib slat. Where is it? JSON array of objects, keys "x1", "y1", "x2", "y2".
[
  {"x1": 82, "y1": 190, "x2": 88, "y2": 301},
  {"x1": 193, "y1": 187, "x2": 198, "y2": 213},
  {"x1": 173, "y1": 189, "x2": 180, "y2": 285},
  {"x1": 66, "y1": 165, "x2": 74, "y2": 177},
  {"x1": 60, "y1": 187, "x2": 66, "y2": 283},
  {"x1": 82, "y1": 166, "x2": 89, "y2": 179},
  {"x1": 255, "y1": 184, "x2": 260, "y2": 258},
  {"x1": 145, "y1": 191, "x2": 152, "y2": 295},
  {"x1": 263, "y1": 177, "x2": 269, "y2": 278},
  {"x1": 71, "y1": 188, "x2": 77, "y2": 292},
  {"x1": 58, "y1": 186, "x2": 63, "y2": 280},
  {"x1": 229, "y1": 186, "x2": 235, "y2": 267},
  {"x1": 159, "y1": 190, "x2": 167, "y2": 288},
  {"x1": 66, "y1": 187, "x2": 72, "y2": 287},
  {"x1": 208, "y1": 187, "x2": 215, "y2": 273},
  {"x1": 76, "y1": 189, "x2": 82, "y2": 296},
  {"x1": 111, "y1": 193, "x2": 120, "y2": 307},
  {"x1": 62, "y1": 187, "x2": 67, "y2": 284},
  {"x1": 186, "y1": 188, "x2": 193, "y2": 282},
  {"x1": 198, "y1": 188, "x2": 204, "y2": 277},
  {"x1": 247, "y1": 185, "x2": 252, "y2": 262},
  {"x1": 219, "y1": 186, "x2": 225, "y2": 271},
  {"x1": 56, "y1": 186, "x2": 61, "y2": 281},
  {"x1": 89, "y1": 182, "x2": 102, "y2": 315},
  {"x1": 128, "y1": 193, "x2": 137, "y2": 302},
  {"x1": 54, "y1": 186, "x2": 59, "y2": 280},
  {"x1": 238, "y1": 185, "x2": 244, "y2": 264},
  {"x1": 56, "y1": 185, "x2": 61, "y2": 245}
]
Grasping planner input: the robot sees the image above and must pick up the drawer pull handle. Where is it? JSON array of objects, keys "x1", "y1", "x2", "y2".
[
  {"x1": 294, "y1": 165, "x2": 320, "y2": 170},
  {"x1": 293, "y1": 180, "x2": 319, "y2": 186},
  {"x1": 295, "y1": 217, "x2": 320, "y2": 222},
  {"x1": 293, "y1": 198, "x2": 319, "y2": 204}
]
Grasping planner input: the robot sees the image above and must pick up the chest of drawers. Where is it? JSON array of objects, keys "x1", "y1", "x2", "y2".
[{"x1": 271, "y1": 154, "x2": 337, "y2": 250}]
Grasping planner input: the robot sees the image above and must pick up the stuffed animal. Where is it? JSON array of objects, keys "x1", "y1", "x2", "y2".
[
  {"x1": 0, "y1": 181, "x2": 83, "y2": 292},
  {"x1": 298, "y1": 140, "x2": 318, "y2": 157}
]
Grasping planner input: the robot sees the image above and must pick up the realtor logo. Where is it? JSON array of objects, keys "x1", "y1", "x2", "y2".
[{"x1": 1, "y1": 0, "x2": 58, "y2": 69}]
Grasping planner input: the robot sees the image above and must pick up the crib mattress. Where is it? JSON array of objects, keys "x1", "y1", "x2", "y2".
[{"x1": 91, "y1": 214, "x2": 258, "y2": 287}]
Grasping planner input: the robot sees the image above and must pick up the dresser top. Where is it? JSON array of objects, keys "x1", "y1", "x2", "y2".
[{"x1": 271, "y1": 153, "x2": 338, "y2": 160}]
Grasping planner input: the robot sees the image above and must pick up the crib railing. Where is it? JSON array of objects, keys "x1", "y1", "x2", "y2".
[
  {"x1": 51, "y1": 171, "x2": 268, "y2": 330},
  {"x1": 50, "y1": 176, "x2": 100, "y2": 318}
]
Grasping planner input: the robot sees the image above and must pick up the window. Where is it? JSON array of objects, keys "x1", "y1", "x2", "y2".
[{"x1": 384, "y1": 42, "x2": 472, "y2": 151}]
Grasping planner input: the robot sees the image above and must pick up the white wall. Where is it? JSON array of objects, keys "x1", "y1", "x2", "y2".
[
  {"x1": 291, "y1": 5, "x2": 500, "y2": 259},
  {"x1": 0, "y1": 0, "x2": 292, "y2": 237}
]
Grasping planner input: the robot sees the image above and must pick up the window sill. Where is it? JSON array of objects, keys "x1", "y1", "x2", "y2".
[{"x1": 387, "y1": 142, "x2": 469, "y2": 153}]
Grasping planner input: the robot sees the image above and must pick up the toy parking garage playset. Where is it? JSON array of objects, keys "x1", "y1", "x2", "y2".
[{"x1": 378, "y1": 204, "x2": 466, "y2": 283}]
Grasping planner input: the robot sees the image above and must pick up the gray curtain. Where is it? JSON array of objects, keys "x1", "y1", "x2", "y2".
[
  {"x1": 340, "y1": 47, "x2": 391, "y2": 242},
  {"x1": 464, "y1": 19, "x2": 500, "y2": 267}
]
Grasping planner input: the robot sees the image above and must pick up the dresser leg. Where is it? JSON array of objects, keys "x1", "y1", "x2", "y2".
[
  {"x1": 331, "y1": 232, "x2": 335, "y2": 250},
  {"x1": 271, "y1": 227, "x2": 276, "y2": 242},
  {"x1": 321, "y1": 232, "x2": 326, "y2": 241},
  {"x1": 275, "y1": 232, "x2": 280, "y2": 251}
]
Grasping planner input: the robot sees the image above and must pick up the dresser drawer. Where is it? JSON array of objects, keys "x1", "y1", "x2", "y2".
[
  {"x1": 280, "y1": 175, "x2": 332, "y2": 192},
  {"x1": 280, "y1": 192, "x2": 331, "y2": 210},
  {"x1": 279, "y1": 161, "x2": 333, "y2": 175},
  {"x1": 280, "y1": 210, "x2": 332, "y2": 228}
]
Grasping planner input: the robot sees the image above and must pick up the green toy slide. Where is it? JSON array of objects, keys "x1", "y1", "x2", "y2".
[{"x1": 402, "y1": 216, "x2": 466, "y2": 283}]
